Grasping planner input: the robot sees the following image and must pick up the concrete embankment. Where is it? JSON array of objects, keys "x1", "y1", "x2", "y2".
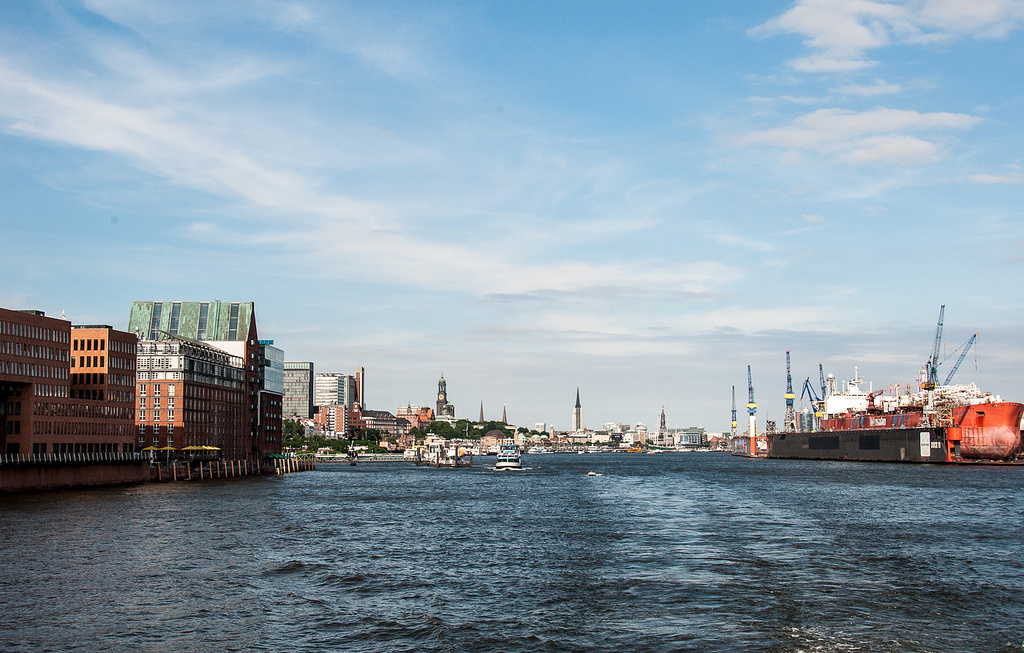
[
  {"x1": 0, "y1": 454, "x2": 150, "y2": 492},
  {"x1": 1, "y1": 453, "x2": 316, "y2": 492}
]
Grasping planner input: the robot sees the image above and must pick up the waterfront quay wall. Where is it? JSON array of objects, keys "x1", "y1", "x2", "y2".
[
  {"x1": 1, "y1": 453, "x2": 315, "y2": 491},
  {"x1": 0, "y1": 453, "x2": 149, "y2": 492}
]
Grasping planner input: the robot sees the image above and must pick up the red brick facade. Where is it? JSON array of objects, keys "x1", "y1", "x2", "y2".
[{"x1": 0, "y1": 308, "x2": 137, "y2": 456}]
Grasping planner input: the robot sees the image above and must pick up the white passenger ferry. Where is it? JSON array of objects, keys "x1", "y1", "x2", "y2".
[{"x1": 495, "y1": 439, "x2": 522, "y2": 470}]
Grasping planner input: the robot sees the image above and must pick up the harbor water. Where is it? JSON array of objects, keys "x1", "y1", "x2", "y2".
[{"x1": 1, "y1": 453, "x2": 1022, "y2": 652}]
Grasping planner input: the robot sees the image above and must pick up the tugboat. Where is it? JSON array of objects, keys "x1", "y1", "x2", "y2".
[{"x1": 495, "y1": 438, "x2": 522, "y2": 470}]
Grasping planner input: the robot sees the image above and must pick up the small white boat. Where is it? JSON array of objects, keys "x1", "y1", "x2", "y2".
[
  {"x1": 586, "y1": 471, "x2": 601, "y2": 477},
  {"x1": 495, "y1": 439, "x2": 522, "y2": 470}
]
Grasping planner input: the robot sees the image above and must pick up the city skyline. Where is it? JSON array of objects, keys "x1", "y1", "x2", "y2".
[{"x1": 2, "y1": 1, "x2": 1023, "y2": 432}]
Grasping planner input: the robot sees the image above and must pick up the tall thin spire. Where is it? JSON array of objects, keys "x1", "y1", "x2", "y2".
[
  {"x1": 479, "y1": 401, "x2": 484, "y2": 423},
  {"x1": 572, "y1": 385, "x2": 583, "y2": 432},
  {"x1": 502, "y1": 403, "x2": 507, "y2": 424}
]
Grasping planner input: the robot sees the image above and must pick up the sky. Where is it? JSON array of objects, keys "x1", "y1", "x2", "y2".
[{"x1": 1, "y1": 0, "x2": 1023, "y2": 433}]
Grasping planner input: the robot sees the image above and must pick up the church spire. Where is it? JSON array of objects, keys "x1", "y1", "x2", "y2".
[
  {"x1": 479, "y1": 400, "x2": 484, "y2": 423},
  {"x1": 502, "y1": 403, "x2": 507, "y2": 424},
  {"x1": 575, "y1": 385, "x2": 581, "y2": 408}
]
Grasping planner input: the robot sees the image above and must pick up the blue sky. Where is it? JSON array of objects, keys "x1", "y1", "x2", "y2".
[{"x1": 1, "y1": 0, "x2": 1023, "y2": 432}]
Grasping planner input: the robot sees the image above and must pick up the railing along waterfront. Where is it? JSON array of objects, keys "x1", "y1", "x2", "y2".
[{"x1": 0, "y1": 452, "x2": 146, "y2": 465}]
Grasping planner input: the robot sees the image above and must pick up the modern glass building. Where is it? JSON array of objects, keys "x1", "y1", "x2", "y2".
[{"x1": 283, "y1": 361, "x2": 314, "y2": 419}]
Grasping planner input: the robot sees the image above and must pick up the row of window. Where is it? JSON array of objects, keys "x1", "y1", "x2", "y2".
[
  {"x1": 139, "y1": 410, "x2": 177, "y2": 422},
  {"x1": 0, "y1": 360, "x2": 68, "y2": 381},
  {"x1": 0, "y1": 320, "x2": 68, "y2": 344},
  {"x1": 139, "y1": 397, "x2": 176, "y2": 409},
  {"x1": 73, "y1": 338, "x2": 104, "y2": 352},
  {"x1": 72, "y1": 355, "x2": 104, "y2": 369},
  {"x1": 0, "y1": 340, "x2": 69, "y2": 362},
  {"x1": 35, "y1": 443, "x2": 128, "y2": 454}
]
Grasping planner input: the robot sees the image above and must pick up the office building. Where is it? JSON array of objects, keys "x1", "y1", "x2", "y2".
[
  {"x1": 1, "y1": 308, "x2": 136, "y2": 456},
  {"x1": 283, "y1": 361, "x2": 314, "y2": 419}
]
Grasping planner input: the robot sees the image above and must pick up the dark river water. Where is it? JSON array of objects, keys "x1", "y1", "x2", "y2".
[{"x1": 1, "y1": 453, "x2": 1022, "y2": 652}]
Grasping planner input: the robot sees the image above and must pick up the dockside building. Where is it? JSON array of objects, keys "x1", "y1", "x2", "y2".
[
  {"x1": 1, "y1": 308, "x2": 137, "y2": 456},
  {"x1": 128, "y1": 300, "x2": 283, "y2": 461}
]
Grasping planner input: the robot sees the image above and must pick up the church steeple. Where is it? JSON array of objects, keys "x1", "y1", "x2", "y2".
[
  {"x1": 502, "y1": 404, "x2": 507, "y2": 424},
  {"x1": 571, "y1": 385, "x2": 582, "y2": 432},
  {"x1": 479, "y1": 401, "x2": 484, "y2": 423},
  {"x1": 436, "y1": 372, "x2": 452, "y2": 418}
]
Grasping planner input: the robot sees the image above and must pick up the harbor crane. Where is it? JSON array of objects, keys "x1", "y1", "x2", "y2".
[
  {"x1": 801, "y1": 378, "x2": 821, "y2": 403},
  {"x1": 923, "y1": 305, "x2": 945, "y2": 390},
  {"x1": 746, "y1": 365, "x2": 757, "y2": 437},
  {"x1": 943, "y1": 332, "x2": 979, "y2": 385},
  {"x1": 731, "y1": 385, "x2": 737, "y2": 438},
  {"x1": 784, "y1": 351, "x2": 796, "y2": 433}
]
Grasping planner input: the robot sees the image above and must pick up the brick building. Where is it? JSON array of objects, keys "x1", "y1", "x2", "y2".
[
  {"x1": 135, "y1": 336, "x2": 246, "y2": 458},
  {"x1": 396, "y1": 404, "x2": 434, "y2": 430},
  {"x1": 128, "y1": 300, "x2": 282, "y2": 460},
  {"x1": 0, "y1": 308, "x2": 137, "y2": 456}
]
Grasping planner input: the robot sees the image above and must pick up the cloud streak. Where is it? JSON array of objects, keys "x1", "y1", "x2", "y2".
[
  {"x1": 739, "y1": 107, "x2": 981, "y2": 165},
  {"x1": 751, "y1": 0, "x2": 1024, "y2": 72}
]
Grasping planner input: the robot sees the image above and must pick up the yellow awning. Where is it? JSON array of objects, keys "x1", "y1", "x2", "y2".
[{"x1": 141, "y1": 446, "x2": 158, "y2": 451}]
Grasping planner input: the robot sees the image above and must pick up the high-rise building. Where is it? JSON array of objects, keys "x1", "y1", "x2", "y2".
[
  {"x1": 283, "y1": 361, "x2": 314, "y2": 419},
  {"x1": 355, "y1": 366, "x2": 365, "y2": 408},
  {"x1": 259, "y1": 341, "x2": 284, "y2": 394},
  {"x1": 128, "y1": 300, "x2": 281, "y2": 460},
  {"x1": 314, "y1": 373, "x2": 357, "y2": 409}
]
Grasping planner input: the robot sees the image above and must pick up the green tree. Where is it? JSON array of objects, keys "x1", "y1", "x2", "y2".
[{"x1": 427, "y1": 421, "x2": 456, "y2": 439}]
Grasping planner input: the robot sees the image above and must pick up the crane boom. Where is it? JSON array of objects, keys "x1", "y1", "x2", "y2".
[
  {"x1": 943, "y1": 333, "x2": 978, "y2": 385},
  {"x1": 746, "y1": 365, "x2": 756, "y2": 414},
  {"x1": 924, "y1": 305, "x2": 945, "y2": 389},
  {"x1": 801, "y1": 378, "x2": 820, "y2": 402}
]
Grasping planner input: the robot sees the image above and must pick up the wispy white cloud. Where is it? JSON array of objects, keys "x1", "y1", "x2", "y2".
[
  {"x1": 801, "y1": 213, "x2": 826, "y2": 223},
  {"x1": 739, "y1": 107, "x2": 981, "y2": 165},
  {"x1": 830, "y1": 79, "x2": 902, "y2": 96},
  {"x1": 0, "y1": 43, "x2": 732, "y2": 305},
  {"x1": 710, "y1": 233, "x2": 773, "y2": 252},
  {"x1": 966, "y1": 171, "x2": 1024, "y2": 184},
  {"x1": 751, "y1": 0, "x2": 1024, "y2": 72}
]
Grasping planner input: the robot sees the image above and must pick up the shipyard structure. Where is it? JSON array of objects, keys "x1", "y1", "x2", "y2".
[{"x1": 760, "y1": 307, "x2": 1023, "y2": 464}]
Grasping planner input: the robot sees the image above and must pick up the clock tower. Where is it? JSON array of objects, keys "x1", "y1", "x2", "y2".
[{"x1": 435, "y1": 373, "x2": 455, "y2": 418}]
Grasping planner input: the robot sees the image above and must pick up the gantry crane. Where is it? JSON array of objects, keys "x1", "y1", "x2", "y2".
[
  {"x1": 731, "y1": 385, "x2": 737, "y2": 438},
  {"x1": 746, "y1": 365, "x2": 757, "y2": 437},
  {"x1": 784, "y1": 351, "x2": 796, "y2": 433},
  {"x1": 924, "y1": 305, "x2": 945, "y2": 390}
]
